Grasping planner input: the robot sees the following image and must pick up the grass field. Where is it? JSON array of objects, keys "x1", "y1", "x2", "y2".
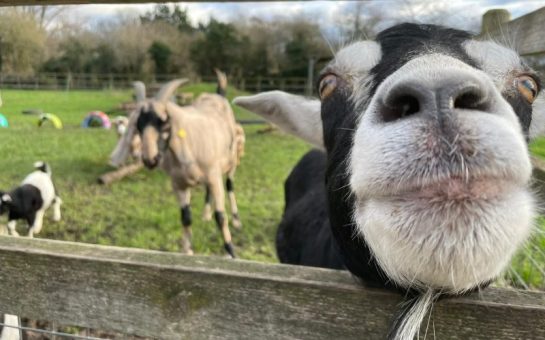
[
  {"x1": 0, "y1": 85, "x2": 544, "y2": 288},
  {"x1": 0, "y1": 85, "x2": 309, "y2": 263}
]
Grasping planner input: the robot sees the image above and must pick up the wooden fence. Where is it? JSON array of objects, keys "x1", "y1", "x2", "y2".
[{"x1": 1, "y1": 236, "x2": 545, "y2": 339}]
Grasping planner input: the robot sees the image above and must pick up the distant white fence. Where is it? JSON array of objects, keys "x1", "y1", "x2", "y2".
[{"x1": 0, "y1": 73, "x2": 311, "y2": 94}]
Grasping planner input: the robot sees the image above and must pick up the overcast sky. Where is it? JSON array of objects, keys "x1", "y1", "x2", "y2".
[{"x1": 64, "y1": 0, "x2": 545, "y2": 34}]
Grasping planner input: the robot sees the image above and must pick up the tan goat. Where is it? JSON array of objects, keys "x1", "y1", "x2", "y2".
[{"x1": 110, "y1": 72, "x2": 245, "y2": 258}]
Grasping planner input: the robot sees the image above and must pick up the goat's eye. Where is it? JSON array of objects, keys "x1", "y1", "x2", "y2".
[
  {"x1": 515, "y1": 75, "x2": 538, "y2": 103},
  {"x1": 319, "y1": 74, "x2": 338, "y2": 99}
]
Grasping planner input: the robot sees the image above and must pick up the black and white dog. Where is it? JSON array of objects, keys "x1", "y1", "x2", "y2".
[
  {"x1": 235, "y1": 23, "x2": 545, "y2": 339},
  {"x1": 0, "y1": 162, "x2": 62, "y2": 237}
]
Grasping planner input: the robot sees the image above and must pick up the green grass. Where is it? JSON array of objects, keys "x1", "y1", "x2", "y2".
[
  {"x1": 531, "y1": 138, "x2": 545, "y2": 159},
  {"x1": 0, "y1": 85, "x2": 309, "y2": 262},
  {"x1": 1, "y1": 86, "x2": 545, "y2": 289}
]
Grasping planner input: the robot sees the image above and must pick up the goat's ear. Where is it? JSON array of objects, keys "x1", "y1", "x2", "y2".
[
  {"x1": 110, "y1": 111, "x2": 139, "y2": 167},
  {"x1": 530, "y1": 93, "x2": 545, "y2": 139},
  {"x1": 233, "y1": 91, "x2": 323, "y2": 149},
  {"x1": 133, "y1": 81, "x2": 146, "y2": 102}
]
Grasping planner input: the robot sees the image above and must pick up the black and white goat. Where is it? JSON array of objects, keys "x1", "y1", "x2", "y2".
[
  {"x1": 0, "y1": 162, "x2": 62, "y2": 238},
  {"x1": 235, "y1": 23, "x2": 545, "y2": 339}
]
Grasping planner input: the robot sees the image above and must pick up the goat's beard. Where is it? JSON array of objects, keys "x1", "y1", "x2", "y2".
[{"x1": 354, "y1": 183, "x2": 534, "y2": 293}]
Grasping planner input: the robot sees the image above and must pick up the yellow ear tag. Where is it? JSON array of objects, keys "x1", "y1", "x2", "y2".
[{"x1": 177, "y1": 128, "x2": 187, "y2": 139}]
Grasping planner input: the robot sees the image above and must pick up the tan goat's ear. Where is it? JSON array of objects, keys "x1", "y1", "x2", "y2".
[
  {"x1": 110, "y1": 110, "x2": 140, "y2": 167},
  {"x1": 155, "y1": 79, "x2": 189, "y2": 102},
  {"x1": 133, "y1": 81, "x2": 146, "y2": 102},
  {"x1": 233, "y1": 91, "x2": 323, "y2": 149},
  {"x1": 530, "y1": 93, "x2": 545, "y2": 139}
]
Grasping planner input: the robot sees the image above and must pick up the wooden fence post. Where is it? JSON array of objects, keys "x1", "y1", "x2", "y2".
[{"x1": 65, "y1": 73, "x2": 72, "y2": 92}]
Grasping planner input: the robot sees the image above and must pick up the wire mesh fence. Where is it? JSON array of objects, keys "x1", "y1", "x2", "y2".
[
  {"x1": 0, "y1": 316, "x2": 149, "y2": 340},
  {"x1": 0, "y1": 73, "x2": 311, "y2": 95}
]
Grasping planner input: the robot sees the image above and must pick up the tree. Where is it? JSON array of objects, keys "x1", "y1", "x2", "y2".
[
  {"x1": 283, "y1": 32, "x2": 310, "y2": 77},
  {"x1": 41, "y1": 32, "x2": 100, "y2": 73},
  {"x1": 278, "y1": 20, "x2": 330, "y2": 78},
  {"x1": 190, "y1": 19, "x2": 242, "y2": 76},
  {"x1": 343, "y1": 2, "x2": 383, "y2": 39},
  {"x1": 99, "y1": 18, "x2": 154, "y2": 76},
  {"x1": 149, "y1": 41, "x2": 172, "y2": 75},
  {"x1": 233, "y1": 18, "x2": 283, "y2": 77},
  {"x1": 11, "y1": 6, "x2": 67, "y2": 29},
  {"x1": 91, "y1": 43, "x2": 117, "y2": 74},
  {"x1": 0, "y1": 9, "x2": 46, "y2": 74},
  {"x1": 140, "y1": 4, "x2": 193, "y2": 33}
]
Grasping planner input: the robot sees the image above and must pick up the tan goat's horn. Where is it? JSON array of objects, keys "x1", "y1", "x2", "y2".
[
  {"x1": 155, "y1": 79, "x2": 189, "y2": 102},
  {"x1": 214, "y1": 68, "x2": 227, "y2": 90},
  {"x1": 133, "y1": 81, "x2": 146, "y2": 102}
]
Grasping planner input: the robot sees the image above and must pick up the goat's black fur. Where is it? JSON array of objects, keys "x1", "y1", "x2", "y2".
[{"x1": 276, "y1": 150, "x2": 344, "y2": 269}]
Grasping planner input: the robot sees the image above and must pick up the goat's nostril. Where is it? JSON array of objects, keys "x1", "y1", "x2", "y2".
[
  {"x1": 382, "y1": 94, "x2": 420, "y2": 122},
  {"x1": 453, "y1": 90, "x2": 489, "y2": 111}
]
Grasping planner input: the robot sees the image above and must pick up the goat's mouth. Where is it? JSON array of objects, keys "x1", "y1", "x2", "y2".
[
  {"x1": 354, "y1": 174, "x2": 534, "y2": 293},
  {"x1": 142, "y1": 155, "x2": 161, "y2": 169},
  {"x1": 389, "y1": 175, "x2": 517, "y2": 202}
]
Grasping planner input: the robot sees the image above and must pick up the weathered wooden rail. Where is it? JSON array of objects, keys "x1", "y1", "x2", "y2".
[
  {"x1": 0, "y1": 236, "x2": 544, "y2": 339},
  {"x1": 0, "y1": 0, "x2": 317, "y2": 4}
]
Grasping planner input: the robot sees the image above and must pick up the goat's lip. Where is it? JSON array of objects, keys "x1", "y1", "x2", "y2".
[{"x1": 372, "y1": 175, "x2": 519, "y2": 201}]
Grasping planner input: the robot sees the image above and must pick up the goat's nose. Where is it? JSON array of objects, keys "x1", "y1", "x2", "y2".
[
  {"x1": 143, "y1": 157, "x2": 157, "y2": 169},
  {"x1": 379, "y1": 77, "x2": 492, "y2": 123}
]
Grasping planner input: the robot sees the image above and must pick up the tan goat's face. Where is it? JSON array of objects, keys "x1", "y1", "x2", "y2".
[
  {"x1": 109, "y1": 79, "x2": 187, "y2": 168},
  {"x1": 135, "y1": 102, "x2": 170, "y2": 169}
]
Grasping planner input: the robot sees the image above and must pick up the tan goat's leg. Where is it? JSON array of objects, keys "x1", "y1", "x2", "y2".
[
  {"x1": 174, "y1": 186, "x2": 194, "y2": 255},
  {"x1": 202, "y1": 185, "x2": 212, "y2": 221},
  {"x1": 209, "y1": 174, "x2": 235, "y2": 258},
  {"x1": 226, "y1": 175, "x2": 242, "y2": 229}
]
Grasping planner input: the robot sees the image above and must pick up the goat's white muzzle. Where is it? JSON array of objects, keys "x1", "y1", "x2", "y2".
[{"x1": 350, "y1": 54, "x2": 534, "y2": 292}]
